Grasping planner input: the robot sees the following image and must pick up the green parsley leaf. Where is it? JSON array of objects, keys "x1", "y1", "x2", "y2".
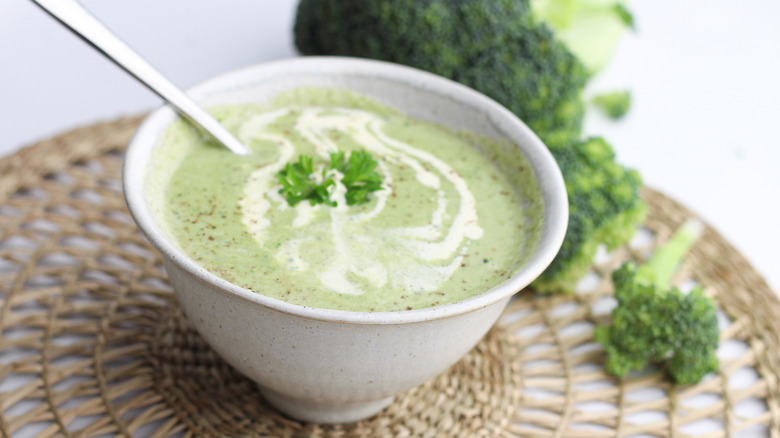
[
  {"x1": 331, "y1": 150, "x2": 384, "y2": 205},
  {"x1": 277, "y1": 155, "x2": 331, "y2": 206},
  {"x1": 277, "y1": 151, "x2": 383, "y2": 207}
]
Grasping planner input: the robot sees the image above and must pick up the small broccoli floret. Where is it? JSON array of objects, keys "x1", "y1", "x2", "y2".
[
  {"x1": 294, "y1": 0, "x2": 589, "y2": 140},
  {"x1": 532, "y1": 137, "x2": 646, "y2": 293},
  {"x1": 592, "y1": 91, "x2": 632, "y2": 120},
  {"x1": 594, "y1": 220, "x2": 720, "y2": 385}
]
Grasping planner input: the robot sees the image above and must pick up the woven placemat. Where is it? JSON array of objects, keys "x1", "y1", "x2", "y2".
[{"x1": 1, "y1": 117, "x2": 779, "y2": 437}]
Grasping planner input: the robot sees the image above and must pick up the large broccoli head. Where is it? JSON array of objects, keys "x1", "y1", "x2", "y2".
[
  {"x1": 295, "y1": 0, "x2": 646, "y2": 294},
  {"x1": 295, "y1": 0, "x2": 588, "y2": 139}
]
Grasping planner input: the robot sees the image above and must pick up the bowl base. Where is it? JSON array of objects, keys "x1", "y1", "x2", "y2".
[{"x1": 260, "y1": 387, "x2": 394, "y2": 424}]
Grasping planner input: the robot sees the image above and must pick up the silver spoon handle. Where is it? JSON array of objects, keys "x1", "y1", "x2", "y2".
[{"x1": 31, "y1": 0, "x2": 251, "y2": 155}]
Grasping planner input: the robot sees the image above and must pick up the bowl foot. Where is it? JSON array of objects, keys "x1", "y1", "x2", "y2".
[{"x1": 260, "y1": 387, "x2": 394, "y2": 424}]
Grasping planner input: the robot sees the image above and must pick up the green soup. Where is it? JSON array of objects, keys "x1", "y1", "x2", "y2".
[{"x1": 149, "y1": 87, "x2": 542, "y2": 312}]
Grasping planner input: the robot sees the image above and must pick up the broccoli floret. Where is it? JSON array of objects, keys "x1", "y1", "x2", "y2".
[
  {"x1": 594, "y1": 220, "x2": 720, "y2": 385},
  {"x1": 294, "y1": 0, "x2": 646, "y2": 294},
  {"x1": 532, "y1": 136, "x2": 645, "y2": 293},
  {"x1": 592, "y1": 91, "x2": 632, "y2": 120},
  {"x1": 294, "y1": 0, "x2": 588, "y2": 140}
]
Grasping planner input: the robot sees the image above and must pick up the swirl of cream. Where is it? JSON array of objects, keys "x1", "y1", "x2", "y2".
[{"x1": 240, "y1": 107, "x2": 483, "y2": 296}]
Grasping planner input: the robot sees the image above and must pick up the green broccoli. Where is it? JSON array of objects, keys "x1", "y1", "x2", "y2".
[
  {"x1": 294, "y1": 0, "x2": 646, "y2": 293},
  {"x1": 594, "y1": 219, "x2": 720, "y2": 385},
  {"x1": 592, "y1": 91, "x2": 632, "y2": 120},
  {"x1": 533, "y1": 136, "x2": 645, "y2": 293},
  {"x1": 294, "y1": 0, "x2": 588, "y2": 140}
]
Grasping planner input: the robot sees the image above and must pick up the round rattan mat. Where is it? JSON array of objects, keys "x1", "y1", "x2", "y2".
[{"x1": 1, "y1": 117, "x2": 779, "y2": 437}]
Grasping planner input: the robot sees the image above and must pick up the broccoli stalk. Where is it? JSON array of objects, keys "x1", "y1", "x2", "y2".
[
  {"x1": 531, "y1": 0, "x2": 635, "y2": 74},
  {"x1": 294, "y1": 0, "x2": 646, "y2": 294},
  {"x1": 594, "y1": 219, "x2": 720, "y2": 385}
]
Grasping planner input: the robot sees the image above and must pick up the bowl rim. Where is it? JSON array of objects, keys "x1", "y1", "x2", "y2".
[{"x1": 123, "y1": 56, "x2": 568, "y2": 325}]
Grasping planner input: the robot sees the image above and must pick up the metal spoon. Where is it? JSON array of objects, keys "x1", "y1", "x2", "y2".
[{"x1": 30, "y1": 0, "x2": 251, "y2": 155}]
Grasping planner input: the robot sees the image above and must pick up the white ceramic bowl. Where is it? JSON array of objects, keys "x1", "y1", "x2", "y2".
[{"x1": 123, "y1": 57, "x2": 568, "y2": 423}]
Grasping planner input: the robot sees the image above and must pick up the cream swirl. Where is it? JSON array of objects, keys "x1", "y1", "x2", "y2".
[{"x1": 240, "y1": 107, "x2": 483, "y2": 296}]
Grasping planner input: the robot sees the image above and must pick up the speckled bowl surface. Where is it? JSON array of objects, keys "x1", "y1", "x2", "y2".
[{"x1": 123, "y1": 56, "x2": 568, "y2": 423}]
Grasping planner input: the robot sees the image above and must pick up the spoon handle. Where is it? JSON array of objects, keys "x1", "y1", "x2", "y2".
[{"x1": 30, "y1": 0, "x2": 251, "y2": 155}]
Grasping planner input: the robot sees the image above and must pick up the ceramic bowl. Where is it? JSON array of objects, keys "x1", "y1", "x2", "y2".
[{"x1": 123, "y1": 57, "x2": 568, "y2": 423}]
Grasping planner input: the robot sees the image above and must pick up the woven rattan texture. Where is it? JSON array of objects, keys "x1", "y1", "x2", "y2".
[{"x1": 1, "y1": 118, "x2": 779, "y2": 437}]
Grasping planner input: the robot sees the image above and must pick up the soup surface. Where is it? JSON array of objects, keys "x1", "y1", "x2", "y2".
[{"x1": 150, "y1": 87, "x2": 543, "y2": 311}]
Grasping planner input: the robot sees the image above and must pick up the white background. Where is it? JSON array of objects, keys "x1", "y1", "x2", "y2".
[{"x1": 1, "y1": 1, "x2": 778, "y2": 293}]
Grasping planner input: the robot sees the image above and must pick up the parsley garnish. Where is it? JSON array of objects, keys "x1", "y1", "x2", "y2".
[{"x1": 277, "y1": 151, "x2": 383, "y2": 207}]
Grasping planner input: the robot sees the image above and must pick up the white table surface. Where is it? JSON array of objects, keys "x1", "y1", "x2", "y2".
[{"x1": 1, "y1": 1, "x2": 778, "y2": 436}]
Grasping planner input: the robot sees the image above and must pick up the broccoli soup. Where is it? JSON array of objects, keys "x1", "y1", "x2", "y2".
[{"x1": 149, "y1": 88, "x2": 543, "y2": 312}]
